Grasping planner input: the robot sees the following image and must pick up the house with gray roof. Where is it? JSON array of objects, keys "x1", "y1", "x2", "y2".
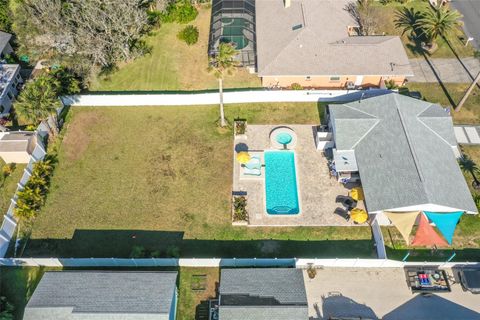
[
  {"x1": 218, "y1": 268, "x2": 308, "y2": 320},
  {"x1": 0, "y1": 31, "x2": 13, "y2": 58},
  {"x1": 23, "y1": 271, "x2": 178, "y2": 320},
  {"x1": 328, "y1": 93, "x2": 477, "y2": 225},
  {"x1": 254, "y1": 0, "x2": 412, "y2": 89}
]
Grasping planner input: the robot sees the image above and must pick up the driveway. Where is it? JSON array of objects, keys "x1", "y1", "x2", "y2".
[
  {"x1": 408, "y1": 57, "x2": 480, "y2": 83},
  {"x1": 451, "y1": 0, "x2": 480, "y2": 49}
]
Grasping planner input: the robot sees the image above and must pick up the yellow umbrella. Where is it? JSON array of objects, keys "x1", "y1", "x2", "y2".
[
  {"x1": 237, "y1": 152, "x2": 251, "y2": 164},
  {"x1": 350, "y1": 208, "x2": 368, "y2": 224},
  {"x1": 350, "y1": 187, "x2": 364, "y2": 201}
]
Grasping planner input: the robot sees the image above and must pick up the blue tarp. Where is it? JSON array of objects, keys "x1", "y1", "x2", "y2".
[{"x1": 424, "y1": 211, "x2": 464, "y2": 244}]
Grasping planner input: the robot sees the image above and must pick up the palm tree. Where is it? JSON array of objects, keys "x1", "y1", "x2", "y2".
[
  {"x1": 415, "y1": 4, "x2": 463, "y2": 47},
  {"x1": 14, "y1": 75, "x2": 62, "y2": 135},
  {"x1": 394, "y1": 7, "x2": 424, "y2": 40},
  {"x1": 208, "y1": 43, "x2": 239, "y2": 127},
  {"x1": 459, "y1": 154, "x2": 480, "y2": 189}
]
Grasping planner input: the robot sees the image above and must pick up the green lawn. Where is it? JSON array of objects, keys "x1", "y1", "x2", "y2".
[
  {"x1": 22, "y1": 103, "x2": 375, "y2": 258},
  {"x1": 0, "y1": 161, "x2": 26, "y2": 225},
  {"x1": 177, "y1": 267, "x2": 219, "y2": 320},
  {"x1": 371, "y1": 0, "x2": 475, "y2": 59},
  {"x1": 90, "y1": 6, "x2": 261, "y2": 92},
  {"x1": 0, "y1": 266, "x2": 52, "y2": 320}
]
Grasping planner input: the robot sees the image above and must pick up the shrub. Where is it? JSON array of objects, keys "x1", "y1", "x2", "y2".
[
  {"x1": 235, "y1": 120, "x2": 246, "y2": 135},
  {"x1": 233, "y1": 196, "x2": 248, "y2": 222},
  {"x1": 177, "y1": 25, "x2": 199, "y2": 45},
  {"x1": 166, "y1": 245, "x2": 180, "y2": 258},
  {"x1": 2, "y1": 163, "x2": 16, "y2": 177},
  {"x1": 162, "y1": 1, "x2": 198, "y2": 24},
  {"x1": 385, "y1": 79, "x2": 399, "y2": 90},
  {"x1": 291, "y1": 83, "x2": 303, "y2": 90},
  {"x1": 0, "y1": 296, "x2": 14, "y2": 320},
  {"x1": 14, "y1": 157, "x2": 55, "y2": 222}
]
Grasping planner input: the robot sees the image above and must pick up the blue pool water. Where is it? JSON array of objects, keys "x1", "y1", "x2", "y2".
[
  {"x1": 276, "y1": 132, "x2": 293, "y2": 145},
  {"x1": 265, "y1": 151, "x2": 300, "y2": 214}
]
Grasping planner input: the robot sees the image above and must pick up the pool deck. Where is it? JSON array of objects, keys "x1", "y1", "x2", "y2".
[{"x1": 233, "y1": 124, "x2": 362, "y2": 227}]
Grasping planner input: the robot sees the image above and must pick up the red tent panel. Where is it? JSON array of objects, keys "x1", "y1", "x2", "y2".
[{"x1": 411, "y1": 214, "x2": 448, "y2": 247}]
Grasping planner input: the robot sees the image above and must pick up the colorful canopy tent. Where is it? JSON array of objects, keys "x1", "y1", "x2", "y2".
[
  {"x1": 350, "y1": 208, "x2": 368, "y2": 224},
  {"x1": 385, "y1": 211, "x2": 420, "y2": 245},
  {"x1": 236, "y1": 152, "x2": 251, "y2": 164},
  {"x1": 350, "y1": 187, "x2": 364, "y2": 201},
  {"x1": 424, "y1": 211, "x2": 464, "y2": 245},
  {"x1": 412, "y1": 213, "x2": 448, "y2": 247}
]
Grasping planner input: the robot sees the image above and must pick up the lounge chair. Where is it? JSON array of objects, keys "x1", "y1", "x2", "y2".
[
  {"x1": 334, "y1": 207, "x2": 350, "y2": 221},
  {"x1": 243, "y1": 167, "x2": 261, "y2": 176},
  {"x1": 245, "y1": 156, "x2": 261, "y2": 170}
]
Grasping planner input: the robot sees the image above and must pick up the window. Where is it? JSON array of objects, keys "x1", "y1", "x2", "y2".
[
  {"x1": 305, "y1": 76, "x2": 311, "y2": 81},
  {"x1": 329, "y1": 76, "x2": 341, "y2": 82}
]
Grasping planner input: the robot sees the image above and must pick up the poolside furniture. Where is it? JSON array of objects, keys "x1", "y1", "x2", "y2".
[
  {"x1": 245, "y1": 156, "x2": 261, "y2": 170},
  {"x1": 237, "y1": 151, "x2": 251, "y2": 164},
  {"x1": 458, "y1": 268, "x2": 480, "y2": 294},
  {"x1": 350, "y1": 187, "x2": 364, "y2": 201},
  {"x1": 334, "y1": 207, "x2": 350, "y2": 221},
  {"x1": 243, "y1": 167, "x2": 261, "y2": 176},
  {"x1": 335, "y1": 195, "x2": 357, "y2": 211}
]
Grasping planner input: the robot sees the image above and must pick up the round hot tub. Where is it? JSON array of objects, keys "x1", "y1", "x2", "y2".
[{"x1": 270, "y1": 127, "x2": 297, "y2": 149}]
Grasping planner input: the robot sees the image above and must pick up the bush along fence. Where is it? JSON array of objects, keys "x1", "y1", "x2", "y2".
[{"x1": 0, "y1": 133, "x2": 48, "y2": 258}]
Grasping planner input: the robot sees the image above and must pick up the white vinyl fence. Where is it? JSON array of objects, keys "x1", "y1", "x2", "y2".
[
  {"x1": 0, "y1": 257, "x2": 478, "y2": 269},
  {"x1": 0, "y1": 137, "x2": 47, "y2": 258},
  {"x1": 61, "y1": 89, "x2": 392, "y2": 107}
]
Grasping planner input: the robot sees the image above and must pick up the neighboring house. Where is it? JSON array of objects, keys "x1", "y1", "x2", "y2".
[
  {"x1": 23, "y1": 271, "x2": 178, "y2": 320},
  {"x1": 218, "y1": 268, "x2": 308, "y2": 320},
  {"x1": 0, "y1": 131, "x2": 37, "y2": 163},
  {"x1": 253, "y1": 0, "x2": 412, "y2": 88},
  {"x1": 0, "y1": 31, "x2": 23, "y2": 116},
  {"x1": 328, "y1": 93, "x2": 477, "y2": 225},
  {"x1": 209, "y1": 0, "x2": 412, "y2": 89},
  {"x1": 0, "y1": 31, "x2": 13, "y2": 58}
]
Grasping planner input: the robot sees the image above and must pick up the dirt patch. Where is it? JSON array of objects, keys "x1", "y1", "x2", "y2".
[{"x1": 62, "y1": 111, "x2": 105, "y2": 162}]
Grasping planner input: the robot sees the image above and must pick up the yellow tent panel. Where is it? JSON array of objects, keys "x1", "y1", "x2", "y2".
[{"x1": 385, "y1": 211, "x2": 420, "y2": 245}]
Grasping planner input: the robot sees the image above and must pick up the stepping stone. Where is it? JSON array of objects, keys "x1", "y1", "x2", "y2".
[
  {"x1": 454, "y1": 127, "x2": 469, "y2": 144},
  {"x1": 465, "y1": 127, "x2": 480, "y2": 144}
]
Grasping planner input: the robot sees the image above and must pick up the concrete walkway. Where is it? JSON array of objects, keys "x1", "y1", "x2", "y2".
[
  {"x1": 454, "y1": 125, "x2": 480, "y2": 145},
  {"x1": 408, "y1": 57, "x2": 480, "y2": 83}
]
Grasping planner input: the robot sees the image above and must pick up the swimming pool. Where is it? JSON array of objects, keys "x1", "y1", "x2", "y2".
[{"x1": 264, "y1": 150, "x2": 300, "y2": 215}]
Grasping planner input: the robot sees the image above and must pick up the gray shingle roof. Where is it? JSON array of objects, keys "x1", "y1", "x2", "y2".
[
  {"x1": 330, "y1": 93, "x2": 477, "y2": 213},
  {"x1": 219, "y1": 268, "x2": 307, "y2": 320},
  {"x1": 0, "y1": 31, "x2": 12, "y2": 52},
  {"x1": 255, "y1": 0, "x2": 413, "y2": 77},
  {"x1": 24, "y1": 271, "x2": 177, "y2": 320}
]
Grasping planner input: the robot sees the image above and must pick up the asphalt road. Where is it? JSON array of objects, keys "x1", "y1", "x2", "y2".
[{"x1": 451, "y1": 0, "x2": 480, "y2": 49}]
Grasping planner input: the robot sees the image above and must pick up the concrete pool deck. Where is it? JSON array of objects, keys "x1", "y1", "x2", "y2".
[{"x1": 233, "y1": 124, "x2": 361, "y2": 227}]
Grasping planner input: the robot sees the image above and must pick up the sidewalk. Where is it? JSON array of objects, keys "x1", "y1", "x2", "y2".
[{"x1": 408, "y1": 57, "x2": 480, "y2": 83}]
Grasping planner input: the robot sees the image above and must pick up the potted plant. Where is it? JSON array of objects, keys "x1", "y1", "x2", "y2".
[
  {"x1": 232, "y1": 195, "x2": 248, "y2": 225},
  {"x1": 307, "y1": 264, "x2": 317, "y2": 279},
  {"x1": 234, "y1": 119, "x2": 247, "y2": 138}
]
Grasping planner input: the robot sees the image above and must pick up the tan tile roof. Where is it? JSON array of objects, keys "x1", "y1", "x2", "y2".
[{"x1": 256, "y1": 0, "x2": 413, "y2": 77}]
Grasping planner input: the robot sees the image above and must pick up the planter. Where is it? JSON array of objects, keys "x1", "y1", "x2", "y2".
[
  {"x1": 232, "y1": 195, "x2": 249, "y2": 225},
  {"x1": 234, "y1": 120, "x2": 247, "y2": 138}
]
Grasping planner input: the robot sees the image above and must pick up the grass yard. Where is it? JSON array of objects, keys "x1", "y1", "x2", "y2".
[
  {"x1": 22, "y1": 103, "x2": 375, "y2": 259},
  {"x1": 0, "y1": 266, "x2": 52, "y2": 320},
  {"x1": 371, "y1": 0, "x2": 475, "y2": 59},
  {"x1": 90, "y1": 6, "x2": 261, "y2": 92},
  {"x1": 177, "y1": 267, "x2": 219, "y2": 320},
  {"x1": 403, "y1": 82, "x2": 480, "y2": 124},
  {"x1": 0, "y1": 161, "x2": 26, "y2": 225}
]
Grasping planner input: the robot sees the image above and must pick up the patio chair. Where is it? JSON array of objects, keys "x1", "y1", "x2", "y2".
[
  {"x1": 245, "y1": 156, "x2": 262, "y2": 170},
  {"x1": 334, "y1": 207, "x2": 350, "y2": 221},
  {"x1": 243, "y1": 167, "x2": 261, "y2": 176},
  {"x1": 335, "y1": 195, "x2": 357, "y2": 211}
]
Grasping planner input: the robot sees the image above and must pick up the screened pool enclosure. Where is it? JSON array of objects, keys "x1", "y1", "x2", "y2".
[{"x1": 208, "y1": 0, "x2": 256, "y2": 67}]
